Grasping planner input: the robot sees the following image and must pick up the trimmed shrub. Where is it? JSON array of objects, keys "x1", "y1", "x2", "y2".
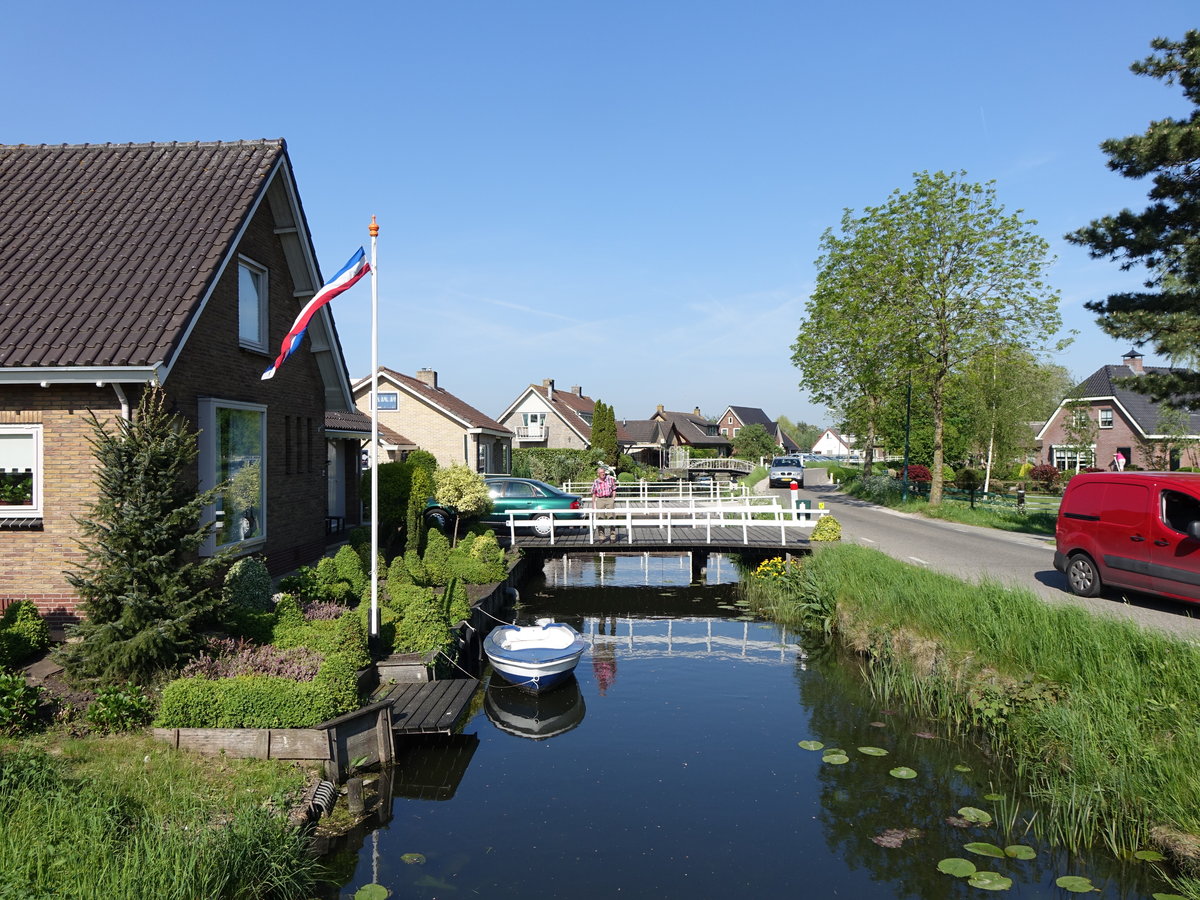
[
  {"x1": 422, "y1": 529, "x2": 452, "y2": 585},
  {"x1": 273, "y1": 593, "x2": 305, "y2": 629},
  {"x1": 811, "y1": 514, "x2": 842, "y2": 542},
  {"x1": 387, "y1": 583, "x2": 437, "y2": 616},
  {"x1": 223, "y1": 556, "x2": 273, "y2": 611},
  {"x1": 1029, "y1": 464, "x2": 1060, "y2": 492},
  {"x1": 333, "y1": 545, "x2": 367, "y2": 597},
  {"x1": 903, "y1": 464, "x2": 932, "y2": 483},
  {"x1": 357, "y1": 603, "x2": 399, "y2": 654},
  {"x1": 444, "y1": 577, "x2": 471, "y2": 626},
  {"x1": 393, "y1": 595, "x2": 453, "y2": 655},
  {"x1": 0, "y1": 601, "x2": 50, "y2": 670},
  {"x1": 220, "y1": 605, "x2": 275, "y2": 644}
]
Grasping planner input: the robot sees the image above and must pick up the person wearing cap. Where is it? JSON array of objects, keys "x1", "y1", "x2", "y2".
[{"x1": 591, "y1": 465, "x2": 617, "y2": 542}]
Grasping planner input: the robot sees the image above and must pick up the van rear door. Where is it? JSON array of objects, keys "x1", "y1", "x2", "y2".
[{"x1": 1149, "y1": 486, "x2": 1200, "y2": 601}]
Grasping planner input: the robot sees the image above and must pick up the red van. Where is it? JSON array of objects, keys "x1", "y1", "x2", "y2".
[{"x1": 1055, "y1": 471, "x2": 1200, "y2": 602}]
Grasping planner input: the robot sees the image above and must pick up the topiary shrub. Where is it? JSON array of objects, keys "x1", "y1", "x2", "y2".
[
  {"x1": 393, "y1": 595, "x2": 453, "y2": 656},
  {"x1": 443, "y1": 577, "x2": 471, "y2": 626},
  {"x1": 333, "y1": 545, "x2": 367, "y2": 597},
  {"x1": 422, "y1": 529, "x2": 452, "y2": 585},
  {"x1": 810, "y1": 514, "x2": 842, "y2": 542},
  {"x1": 387, "y1": 583, "x2": 437, "y2": 617},
  {"x1": 223, "y1": 556, "x2": 273, "y2": 611}
]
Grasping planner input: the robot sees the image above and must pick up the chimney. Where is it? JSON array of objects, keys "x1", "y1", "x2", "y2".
[
  {"x1": 416, "y1": 368, "x2": 438, "y2": 389},
  {"x1": 542, "y1": 378, "x2": 555, "y2": 400},
  {"x1": 1122, "y1": 348, "x2": 1144, "y2": 375},
  {"x1": 693, "y1": 407, "x2": 702, "y2": 417},
  {"x1": 656, "y1": 404, "x2": 664, "y2": 414},
  {"x1": 571, "y1": 385, "x2": 582, "y2": 397}
]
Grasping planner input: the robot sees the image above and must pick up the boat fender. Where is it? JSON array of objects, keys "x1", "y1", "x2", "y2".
[{"x1": 505, "y1": 586, "x2": 520, "y2": 603}]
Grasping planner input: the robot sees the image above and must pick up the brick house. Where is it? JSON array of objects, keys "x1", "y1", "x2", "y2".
[
  {"x1": 648, "y1": 406, "x2": 732, "y2": 457},
  {"x1": 1035, "y1": 351, "x2": 1200, "y2": 471},
  {"x1": 351, "y1": 367, "x2": 512, "y2": 474},
  {"x1": 0, "y1": 140, "x2": 365, "y2": 626},
  {"x1": 715, "y1": 405, "x2": 801, "y2": 453}
]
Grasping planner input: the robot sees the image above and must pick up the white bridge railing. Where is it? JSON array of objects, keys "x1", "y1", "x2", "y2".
[
  {"x1": 561, "y1": 479, "x2": 749, "y2": 500},
  {"x1": 505, "y1": 501, "x2": 828, "y2": 546}
]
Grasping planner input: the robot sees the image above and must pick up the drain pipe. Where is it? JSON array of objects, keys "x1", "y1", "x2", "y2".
[{"x1": 110, "y1": 383, "x2": 131, "y2": 421}]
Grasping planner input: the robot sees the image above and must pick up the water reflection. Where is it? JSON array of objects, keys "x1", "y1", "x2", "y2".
[{"x1": 484, "y1": 676, "x2": 586, "y2": 740}]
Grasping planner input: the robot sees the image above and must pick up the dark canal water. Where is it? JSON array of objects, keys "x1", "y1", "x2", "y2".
[{"x1": 328, "y1": 554, "x2": 1175, "y2": 899}]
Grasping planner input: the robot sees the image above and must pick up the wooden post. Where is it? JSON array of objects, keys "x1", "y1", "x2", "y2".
[
  {"x1": 690, "y1": 551, "x2": 706, "y2": 583},
  {"x1": 347, "y1": 777, "x2": 365, "y2": 816}
]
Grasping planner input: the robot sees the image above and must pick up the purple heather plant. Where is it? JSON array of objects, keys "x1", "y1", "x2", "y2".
[
  {"x1": 182, "y1": 637, "x2": 323, "y2": 681},
  {"x1": 302, "y1": 601, "x2": 346, "y2": 621}
]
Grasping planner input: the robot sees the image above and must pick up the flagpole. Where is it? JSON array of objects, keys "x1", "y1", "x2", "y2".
[{"x1": 369, "y1": 215, "x2": 380, "y2": 640}]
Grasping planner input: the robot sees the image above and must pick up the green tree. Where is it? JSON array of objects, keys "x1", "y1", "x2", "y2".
[
  {"x1": 405, "y1": 465, "x2": 434, "y2": 557},
  {"x1": 1067, "y1": 31, "x2": 1200, "y2": 406},
  {"x1": 590, "y1": 400, "x2": 619, "y2": 468},
  {"x1": 61, "y1": 385, "x2": 227, "y2": 684},
  {"x1": 732, "y1": 423, "x2": 780, "y2": 460},
  {"x1": 800, "y1": 171, "x2": 1062, "y2": 504},
  {"x1": 777, "y1": 417, "x2": 823, "y2": 452},
  {"x1": 433, "y1": 465, "x2": 492, "y2": 545}
]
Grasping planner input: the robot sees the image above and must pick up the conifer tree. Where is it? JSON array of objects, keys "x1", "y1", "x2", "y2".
[
  {"x1": 1067, "y1": 31, "x2": 1200, "y2": 404},
  {"x1": 61, "y1": 385, "x2": 227, "y2": 684},
  {"x1": 591, "y1": 400, "x2": 619, "y2": 468}
]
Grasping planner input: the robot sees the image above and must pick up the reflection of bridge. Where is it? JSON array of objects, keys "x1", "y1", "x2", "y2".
[{"x1": 584, "y1": 616, "x2": 806, "y2": 666}]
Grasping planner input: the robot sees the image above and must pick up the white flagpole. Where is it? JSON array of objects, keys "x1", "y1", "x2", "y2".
[{"x1": 369, "y1": 216, "x2": 380, "y2": 640}]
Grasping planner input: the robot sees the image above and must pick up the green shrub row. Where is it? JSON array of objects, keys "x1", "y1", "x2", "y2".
[{"x1": 0, "y1": 601, "x2": 50, "y2": 671}]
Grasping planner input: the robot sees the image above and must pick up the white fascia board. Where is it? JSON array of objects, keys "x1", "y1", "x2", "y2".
[
  {"x1": 0, "y1": 366, "x2": 160, "y2": 385},
  {"x1": 1035, "y1": 396, "x2": 1148, "y2": 441},
  {"x1": 498, "y1": 387, "x2": 543, "y2": 422}
]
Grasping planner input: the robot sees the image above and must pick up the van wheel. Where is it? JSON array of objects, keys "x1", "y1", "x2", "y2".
[{"x1": 1066, "y1": 554, "x2": 1102, "y2": 598}]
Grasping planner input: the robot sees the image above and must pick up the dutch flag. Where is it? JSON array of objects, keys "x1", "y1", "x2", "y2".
[{"x1": 261, "y1": 247, "x2": 371, "y2": 380}]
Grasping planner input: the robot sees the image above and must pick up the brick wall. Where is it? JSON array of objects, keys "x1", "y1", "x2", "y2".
[
  {"x1": 356, "y1": 384, "x2": 475, "y2": 470},
  {"x1": 1040, "y1": 401, "x2": 1147, "y2": 469}
]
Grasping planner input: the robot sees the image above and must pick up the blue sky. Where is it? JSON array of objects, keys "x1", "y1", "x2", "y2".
[{"x1": 7, "y1": 1, "x2": 1197, "y2": 428}]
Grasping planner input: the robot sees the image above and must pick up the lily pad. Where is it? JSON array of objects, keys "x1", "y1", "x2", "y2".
[
  {"x1": 869, "y1": 721, "x2": 887, "y2": 728},
  {"x1": 937, "y1": 857, "x2": 977, "y2": 877},
  {"x1": 963, "y1": 842, "x2": 1006, "y2": 859},
  {"x1": 1055, "y1": 875, "x2": 1097, "y2": 893},
  {"x1": 968, "y1": 871, "x2": 1013, "y2": 891},
  {"x1": 957, "y1": 806, "x2": 993, "y2": 825},
  {"x1": 1135, "y1": 850, "x2": 1166, "y2": 861},
  {"x1": 983, "y1": 793, "x2": 1004, "y2": 801},
  {"x1": 822, "y1": 753, "x2": 850, "y2": 765},
  {"x1": 914, "y1": 731, "x2": 938, "y2": 740},
  {"x1": 1004, "y1": 845, "x2": 1036, "y2": 860},
  {"x1": 354, "y1": 886, "x2": 390, "y2": 900},
  {"x1": 954, "y1": 764, "x2": 972, "y2": 772},
  {"x1": 401, "y1": 853, "x2": 426, "y2": 865},
  {"x1": 798, "y1": 740, "x2": 824, "y2": 751},
  {"x1": 889, "y1": 766, "x2": 918, "y2": 779},
  {"x1": 857, "y1": 746, "x2": 889, "y2": 756},
  {"x1": 1152, "y1": 893, "x2": 1188, "y2": 899}
]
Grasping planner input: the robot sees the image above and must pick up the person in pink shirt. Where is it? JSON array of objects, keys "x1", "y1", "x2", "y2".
[{"x1": 591, "y1": 466, "x2": 617, "y2": 542}]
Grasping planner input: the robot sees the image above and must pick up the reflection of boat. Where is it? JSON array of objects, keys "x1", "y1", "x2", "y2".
[
  {"x1": 484, "y1": 677, "x2": 586, "y2": 740},
  {"x1": 483, "y1": 618, "x2": 588, "y2": 692}
]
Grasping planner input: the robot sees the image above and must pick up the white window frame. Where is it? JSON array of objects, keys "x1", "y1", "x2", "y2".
[
  {"x1": 238, "y1": 256, "x2": 269, "y2": 352},
  {"x1": 1099, "y1": 408, "x2": 1114, "y2": 429},
  {"x1": 198, "y1": 398, "x2": 268, "y2": 554},
  {"x1": 0, "y1": 425, "x2": 42, "y2": 518},
  {"x1": 1051, "y1": 444, "x2": 1095, "y2": 472},
  {"x1": 372, "y1": 391, "x2": 399, "y2": 411}
]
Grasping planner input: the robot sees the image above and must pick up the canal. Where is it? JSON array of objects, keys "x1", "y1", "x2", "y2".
[{"x1": 328, "y1": 553, "x2": 1176, "y2": 899}]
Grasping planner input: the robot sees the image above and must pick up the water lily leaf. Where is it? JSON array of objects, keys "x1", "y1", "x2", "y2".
[
  {"x1": 889, "y1": 766, "x2": 918, "y2": 779},
  {"x1": 954, "y1": 764, "x2": 972, "y2": 772},
  {"x1": 1135, "y1": 850, "x2": 1166, "y2": 861},
  {"x1": 822, "y1": 753, "x2": 850, "y2": 765},
  {"x1": 937, "y1": 858, "x2": 977, "y2": 877},
  {"x1": 798, "y1": 740, "x2": 824, "y2": 751},
  {"x1": 914, "y1": 731, "x2": 938, "y2": 740},
  {"x1": 1004, "y1": 845, "x2": 1036, "y2": 860},
  {"x1": 869, "y1": 721, "x2": 887, "y2": 728},
  {"x1": 958, "y1": 806, "x2": 993, "y2": 825},
  {"x1": 1152, "y1": 893, "x2": 1188, "y2": 899},
  {"x1": 401, "y1": 853, "x2": 426, "y2": 865},
  {"x1": 968, "y1": 871, "x2": 1013, "y2": 891},
  {"x1": 857, "y1": 746, "x2": 889, "y2": 756},
  {"x1": 354, "y1": 886, "x2": 390, "y2": 900},
  {"x1": 983, "y1": 793, "x2": 1004, "y2": 801},
  {"x1": 1055, "y1": 875, "x2": 1097, "y2": 892},
  {"x1": 963, "y1": 842, "x2": 1006, "y2": 859}
]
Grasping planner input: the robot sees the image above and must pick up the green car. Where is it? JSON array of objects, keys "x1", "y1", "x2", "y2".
[{"x1": 425, "y1": 477, "x2": 584, "y2": 537}]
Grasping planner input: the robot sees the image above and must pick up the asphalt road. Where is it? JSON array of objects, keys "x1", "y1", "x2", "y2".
[{"x1": 763, "y1": 482, "x2": 1200, "y2": 641}]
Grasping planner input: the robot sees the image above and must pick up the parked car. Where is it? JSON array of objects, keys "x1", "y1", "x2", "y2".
[
  {"x1": 425, "y1": 477, "x2": 584, "y2": 537},
  {"x1": 768, "y1": 456, "x2": 805, "y2": 489},
  {"x1": 1054, "y1": 471, "x2": 1200, "y2": 603}
]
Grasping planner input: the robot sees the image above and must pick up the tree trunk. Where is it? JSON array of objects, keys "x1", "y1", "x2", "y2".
[
  {"x1": 930, "y1": 386, "x2": 945, "y2": 506},
  {"x1": 983, "y1": 418, "x2": 995, "y2": 494}
]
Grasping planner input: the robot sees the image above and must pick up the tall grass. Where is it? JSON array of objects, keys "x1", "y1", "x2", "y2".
[
  {"x1": 744, "y1": 543, "x2": 1200, "y2": 867},
  {"x1": 0, "y1": 734, "x2": 325, "y2": 899}
]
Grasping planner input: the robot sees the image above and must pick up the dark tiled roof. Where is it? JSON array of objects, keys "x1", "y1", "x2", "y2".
[
  {"x1": 324, "y1": 408, "x2": 373, "y2": 434},
  {"x1": 1075, "y1": 365, "x2": 1200, "y2": 435},
  {"x1": 728, "y1": 406, "x2": 774, "y2": 428},
  {"x1": 621, "y1": 419, "x2": 661, "y2": 443},
  {"x1": 0, "y1": 141, "x2": 284, "y2": 369},
  {"x1": 652, "y1": 409, "x2": 730, "y2": 447},
  {"x1": 375, "y1": 367, "x2": 511, "y2": 433}
]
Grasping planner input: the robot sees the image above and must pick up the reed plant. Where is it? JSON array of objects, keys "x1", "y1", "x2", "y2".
[
  {"x1": 0, "y1": 734, "x2": 325, "y2": 898},
  {"x1": 743, "y1": 543, "x2": 1200, "y2": 877}
]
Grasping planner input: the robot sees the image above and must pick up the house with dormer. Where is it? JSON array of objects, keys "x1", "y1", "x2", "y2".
[
  {"x1": 715, "y1": 406, "x2": 801, "y2": 453},
  {"x1": 1036, "y1": 350, "x2": 1200, "y2": 471},
  {"x1": 352, "y1": 367, "x2": 512, "y2": 473},
  {"x1": 0, "y1": 140, "x2": 366, "y2": 626},
  {"x1": 648, "y1": 406, "x2": 732, "y2": 456}
]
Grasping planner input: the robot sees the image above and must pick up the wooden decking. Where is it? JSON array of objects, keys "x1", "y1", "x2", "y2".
[{"x1": 379, "y1": 678, "x2": 480, "y2": 735}]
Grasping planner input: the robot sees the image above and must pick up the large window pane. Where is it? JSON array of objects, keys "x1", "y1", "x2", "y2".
[
  {"x1": 0, "y1": 430, "x2": 37, "y2": 509},
  {"x1": 216, "y1": 407, "x2": 264, "y2": 545},
  {"x1": 238, "y1": 261, "x2": 266, "y2": 348}
]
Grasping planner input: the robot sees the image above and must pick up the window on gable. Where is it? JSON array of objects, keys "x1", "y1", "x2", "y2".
[
  {"x1": 1099, "y1": 408, "x2": 1113, "y2": 428},
  {"x1": 0, "y1": 426, "x2": 41, "y2": 517},
  {"x1": 238, "y1": 258, "x2": 269, "y2": 351},
  {"x1": 199, "y1": 399, "x2": 266, "y2": 552},
  {"x1": 373, "y1": 392, "x2": 398, "y2": 410}
]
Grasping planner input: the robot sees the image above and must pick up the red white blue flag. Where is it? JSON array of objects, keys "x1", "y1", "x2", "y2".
[{"x1": 261, "y1": 247, "x2": 371, "y2": 380}]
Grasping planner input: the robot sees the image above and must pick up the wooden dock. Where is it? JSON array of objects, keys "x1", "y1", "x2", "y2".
[{"x1": 378, "y1": 678, "x2": 481, "y2": 735}]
